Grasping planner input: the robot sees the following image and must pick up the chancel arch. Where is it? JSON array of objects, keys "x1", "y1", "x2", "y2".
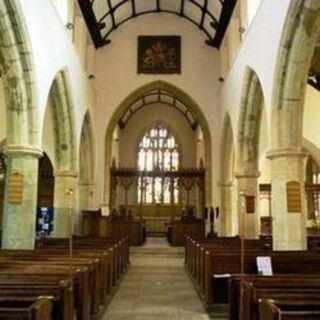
[
  {"x1": 237, "y1": 67, "x2": 265, "y2": 239},
  {"x1": 104, "y1": 80, "x2": 212, "y2": 212},
  {"x1": 105, "y1": 82, "x2": 210, "y2": 237}
]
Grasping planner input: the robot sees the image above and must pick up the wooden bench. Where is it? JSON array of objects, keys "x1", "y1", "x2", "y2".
[
  {"x1": 0, "y1": 236, "x2": 129, "y2": 319},
  {"x1": 229, "y1": 275, "x2": 320, "y2": 320},
  {"x1": 259, "y1": 299, "x2": 320, "y2": 320},
  {"x1": 204, "y1": 251, "x2": 320, "y2": 305},
  {"x1": 0, "y1": 296, "x2": 53, "y2": 320},
  {"x1": 0, "y1": 277, "x2": 72, "y2": 319}
]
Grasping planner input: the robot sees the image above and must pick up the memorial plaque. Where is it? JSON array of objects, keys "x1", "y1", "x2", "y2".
[
  {"x1": 8, "y1": 173, "x2": 23, "y2": 203},
  {"x1": 286, "y1": 181, "x2": 301, "y2": 212},
  {"x1": 245, "y1": 195, "x2": 255, "y2": 214}
]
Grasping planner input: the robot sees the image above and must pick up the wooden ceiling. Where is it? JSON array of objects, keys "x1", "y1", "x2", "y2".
[{"x1": 78, "y1": 0, "x2": 237, "y2": 48}]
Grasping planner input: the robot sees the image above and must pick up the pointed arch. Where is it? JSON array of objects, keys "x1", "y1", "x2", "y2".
[
  {"x1": 271, "y1": 0, "x2": 320, "y2": 149},
  {"x1": 48, "y1": 70, "x2": 77, "y2": 172},
  {"x1": 104, "y1": 80, "x2": 212, "y2": 206},
  {"x1": 238, "y1": 67, "x2": 265, "y2": 174},
  {"x1": 37, "y1": 153, "x2": 54, "y2": 208},
  {"x1": 0, "y1": 1, "x2": 38, "y2": 146}
]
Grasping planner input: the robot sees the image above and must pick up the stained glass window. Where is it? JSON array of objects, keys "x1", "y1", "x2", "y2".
[{"x1": 137, "y1": 122, "x2": 179, "y2": 204}]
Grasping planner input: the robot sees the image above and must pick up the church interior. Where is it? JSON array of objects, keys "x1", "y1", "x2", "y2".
[{"x1": 0, "y1": 0, "x2": 320, "y2": 319}]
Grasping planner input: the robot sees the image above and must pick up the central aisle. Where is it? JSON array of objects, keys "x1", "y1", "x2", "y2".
[{"x1": 102, "y1": 237, "x2": 212, "y2": 319}]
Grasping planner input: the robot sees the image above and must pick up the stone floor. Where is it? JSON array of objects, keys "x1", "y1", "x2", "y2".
[{"x1": 101, "y1": 237, "x2": 228, "y2": 320}]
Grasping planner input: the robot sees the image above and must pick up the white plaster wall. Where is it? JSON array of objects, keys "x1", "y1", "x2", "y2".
[
  {"x1": 42, "y1": 100, "x2": 56, "y2": 169},
  {"x1": 247, "y1": 0, "x2": 263, "y2": 25},
  {"x1": 118, "y1": 104, "x2": 197, "y2": 168},
  {"x1": 303, "y1": 86, "x2": 320, "y2": 149}
]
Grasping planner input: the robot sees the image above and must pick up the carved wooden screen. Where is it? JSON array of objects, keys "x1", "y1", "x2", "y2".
[{"x1": 306, "y1": 156, "x2": 320, "y2": 219}]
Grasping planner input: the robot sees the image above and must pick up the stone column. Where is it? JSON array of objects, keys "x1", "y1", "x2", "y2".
[
  {"x1": 236, "y1": 172, "x2": 260, "y2": 239},
  {"x1": 78, "y1": 181, "x2": 95, "y2": 235},
  {"x1": 52, "y1": 171, "x2": 78, "y2": 237},
  {"x1": 267, "y1": 148, "x2": 307, "y2": 250},
  {"x1": 79, "y1": 182, "x2": 95, "y2": 210},
  {"x1": 219, "y1": 181, "x2": 234, "y2": 236},
  {"x1": 1, "y1": 145, "x2": 42, "y2": 249}
]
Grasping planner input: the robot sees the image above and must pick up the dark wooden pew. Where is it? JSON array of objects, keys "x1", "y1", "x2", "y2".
[
  {"x1": 0, "y1": 277, "x2": 72, "y2": 319},
  {"x1": 170, "y1": 220, "x2": 205, "y2": 246},
  {"x1": 229, "y1": 275, "x2": 320, "y2": 320},
  {"x1": 0, "y1": 296, "x2": 53, "y2": 320},
  {"x1": 259, "y1": 299, "x2": 320, "y2": 320},
  {"x1": 204, "y1": 251, "x2": 320, "y2": 305},
  {"x1": 0, "y1": 235, "x2": 129, "y2": 319},
  {"x1": 0, "y1": 254, "x2": 91, "y2": 319}
]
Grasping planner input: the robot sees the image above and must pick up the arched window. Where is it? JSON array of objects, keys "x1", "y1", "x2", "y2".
[{"x1": 137, "y1": 122, "x2": 179, "y2": 204}]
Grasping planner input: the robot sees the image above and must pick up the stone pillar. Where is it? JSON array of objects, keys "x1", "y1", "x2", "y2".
[
  {"x1": 236, "y1": 172, "x2": 260, "y2": 239},
  {"x1": 1, "y1": 145, "x2": 42, "y2": 249},
  {"x1": 267, "y1": 148, "x2": 307, "y2": 250},
  {"x1": 219, "y1": 181, "x2": 234, "y2": 236},
  {"x1": 52, "y1": 171, "x2": 78, "y2": 237},
  {"x1": 79, "y1": 182, "x2": 95, "y2": 210},
  {"x1": 78, "y1": 181, "x2": 95, "y2": 235}
]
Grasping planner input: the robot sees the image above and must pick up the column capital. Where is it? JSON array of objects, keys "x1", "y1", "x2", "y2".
[
  {"x1": 2, "y1": 145, "x2": 43, "y2": 158},
  {"x1": 266, "y1": 147, "x2": 308, "y2": 160},
  {"x1": 54, "y1": 170, "x2": 78, "y2": 178},
  {"x1": 235, "y1": 171, "x2": 260, "y2": 179}
]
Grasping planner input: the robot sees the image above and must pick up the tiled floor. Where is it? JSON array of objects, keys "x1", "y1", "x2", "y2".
[{"x1": 102, "y1": 237, "x2": 227, "y2": 320}]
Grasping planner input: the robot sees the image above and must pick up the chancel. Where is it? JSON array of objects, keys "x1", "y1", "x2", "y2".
[{"x1": 0, "y1": 0, "x2": 320, "y2": 319}]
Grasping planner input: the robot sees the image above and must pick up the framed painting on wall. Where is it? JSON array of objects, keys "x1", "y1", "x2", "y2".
[{"x1": 138, "y1": 35, "x2": 181, "y2": 74}]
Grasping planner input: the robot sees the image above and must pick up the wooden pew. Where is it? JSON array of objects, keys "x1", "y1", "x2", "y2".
[
  {"x1": 170, "y1": 220, "x2": 205, "y2": 246},
  {"x1": 229, "y1": 275, "x2": 320, "y2": 320},
  {"x1": 204, "y1": 251, "x2": 320, "y2": 305},
  {"x1": 0, "y1": 296, "x2": 53, "y2": 320},
  {"x1": 0, "y1": 235, "x2": 129, "y2": 319},
  {"x1": 259, "y1": 299, "x2": 320, "y2": 320},
  {"x1": 0, "y1": 254, "x2": 91, "y2": 319},
  {"x1": 0, "y1": 277, "x2": 72, "y2": 319}
]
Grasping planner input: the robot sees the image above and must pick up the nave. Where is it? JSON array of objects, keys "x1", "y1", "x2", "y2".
[{"x1": 103, "y1": 237, "x2": 226, "y2": 320}]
